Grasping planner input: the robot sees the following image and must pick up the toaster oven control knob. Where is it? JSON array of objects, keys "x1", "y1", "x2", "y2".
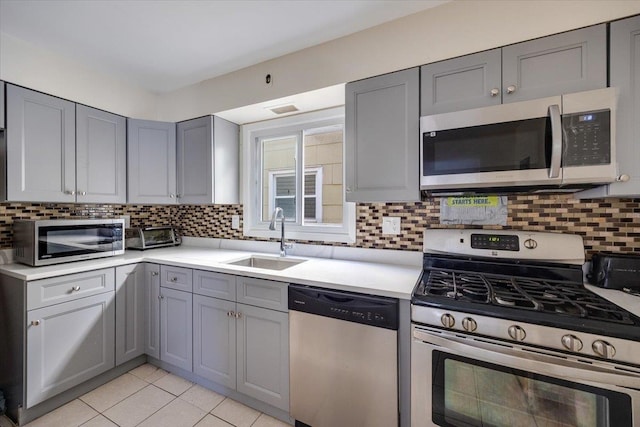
[
  {"x1": 508, "y1": 325, "x2": 526, "y2": 341},
  {"x1": 441, "y1": 313, "x2": 455, "y2": 328},
  {"x1": 561, "y1": 334, "x2": 583, "y2": 352},
  {"x1": 462, "y1": 317, "x2": 477, "y2": 332},
  {"x1": 592, "y1": 340, "x2": 616, "y2": 359}
]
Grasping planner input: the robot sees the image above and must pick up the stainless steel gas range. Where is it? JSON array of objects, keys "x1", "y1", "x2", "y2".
[{"x1": 411, "y1": 229, "x2": 640, "y2": 427}]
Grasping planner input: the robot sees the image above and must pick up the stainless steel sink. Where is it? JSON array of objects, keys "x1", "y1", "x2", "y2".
[{"x1": 225, "y1": 255, "x2": 306, "y2": 271}]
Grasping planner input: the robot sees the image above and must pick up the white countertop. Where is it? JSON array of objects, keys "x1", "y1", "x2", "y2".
[{"x1": 0, "y1": 243, "x2": 423, "y2": 300}]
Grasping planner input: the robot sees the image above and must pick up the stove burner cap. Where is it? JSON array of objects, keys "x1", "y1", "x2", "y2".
[{"x1": 446, "y1": 291, "x2": 463, "y2": 299}]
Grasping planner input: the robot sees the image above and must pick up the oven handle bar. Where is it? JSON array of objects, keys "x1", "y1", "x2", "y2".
[{"x1": 414, "y1": 328, "x2": 640, "y2": 388}]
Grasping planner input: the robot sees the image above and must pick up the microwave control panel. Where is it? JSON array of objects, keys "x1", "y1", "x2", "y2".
[{"x1": 562, "y1": 109, "x2": 611, "y2": 166}]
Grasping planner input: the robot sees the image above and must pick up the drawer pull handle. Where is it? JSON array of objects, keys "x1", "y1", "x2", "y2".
[
  {"x1": 71, "y1": 286, "x2": 81, "y2": 292},
  {"x1": 31, "y1": 320, "x2": 41, "y2": 326}
]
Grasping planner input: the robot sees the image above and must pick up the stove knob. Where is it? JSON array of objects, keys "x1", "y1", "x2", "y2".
[
  {"x1": 592, "y1": 340, "x2": 616, "y2": 359},
  {"x1": 441, "y1": 313, "x2": 455, "y2": 328},
  {"x1": 508, "y1": 325, "x2": 526, "y2": 341},
  {"x1": 462, "y1": 317, "x2": 477, "y2": 332},
  {"x1": 561, "y1": 334, "x2": 583, "y2": 352}
]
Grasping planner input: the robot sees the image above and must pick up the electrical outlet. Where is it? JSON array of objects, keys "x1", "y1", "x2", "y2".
[
  {"x1": 231, "y1": 215, "x2": 240, "y2": 230},
  {"x1": 382, "y1": 217, "x2": 401, "y2": 235}
]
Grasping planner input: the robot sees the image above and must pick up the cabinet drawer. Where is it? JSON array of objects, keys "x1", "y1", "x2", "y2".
[
  {"x1": 161, "y1": 265, "x2": 193, "y2": 292},
  {"x1": 27, "y1": 268, "x2": 115, "y2": 310},
  {"x1": 193, "y1": 270, "x2": 236, "y2": 301},
  {"x1": 236, "y1": 277, "x2": 288, "y2": 312}
]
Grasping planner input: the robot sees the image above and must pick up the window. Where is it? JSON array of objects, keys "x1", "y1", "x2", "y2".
[{"x1": 243, "y1": 107, "x2": 355, "y2": 243}]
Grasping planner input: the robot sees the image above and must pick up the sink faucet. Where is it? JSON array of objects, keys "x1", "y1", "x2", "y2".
[{"x1": 269, "y1": 207, "x2": 293, "y2": 257}]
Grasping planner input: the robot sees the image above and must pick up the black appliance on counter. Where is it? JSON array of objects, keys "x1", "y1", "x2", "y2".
[{"x1": 588, "y1": 251, "x2": 640, "y2": 291}]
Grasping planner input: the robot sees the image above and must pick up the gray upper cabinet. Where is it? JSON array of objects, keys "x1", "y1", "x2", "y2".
[
  {"x1": 421, "y1": 49, "x2": 502, "y2": 116},
  {"x1": 579, "y1": 16, "x2": 640, "y2": 198},
  {"x1": 128, "y1": 119, "x2": 177, "y2": 204},
  {"x1": 345, "y1": 68, "x2": 420, "y2": 202},
  {"x1": 421, "y1": 25, "x2": 606, "y2": 115},
  {"x1": 76, "y1": 105, "x2": 126, "y2": 203},
  {"x1": 115, "y1": 264, "x2": 145, "y2": 366},
  {"x1": 6, "y1": 84, "x2": 76, "y2": 202},
  {"x1": 502, "y1": 24, "x2": 606, "y2": 103},
  {"x1": 177, "y1": 116, "x2": 239, "y2": 205},
  {"x1": 0, "y1": 81, "x2": 4, "y2": 129}
]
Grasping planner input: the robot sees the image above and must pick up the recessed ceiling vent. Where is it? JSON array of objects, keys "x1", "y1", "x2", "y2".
[{"x1": 269, "y1": 104, "x2": 299, "y2": 115}]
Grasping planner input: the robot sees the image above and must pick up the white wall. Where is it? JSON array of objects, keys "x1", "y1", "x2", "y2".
[
  {"x1": 157, "y1": 0, "x2": 640, "y2": 122},
  {"x1": 0, "y1": 32, "x2": 158, "y2": 119}
]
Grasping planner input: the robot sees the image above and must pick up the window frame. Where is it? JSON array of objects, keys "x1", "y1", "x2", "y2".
[
  {"x1": 267, "y1": 168, "x2": 323, "y2": 223},
  {"x1": 242, "y1": 107, "x2": 355, "y2": 243}
]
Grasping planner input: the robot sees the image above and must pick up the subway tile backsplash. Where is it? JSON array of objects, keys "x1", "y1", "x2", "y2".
[{"x1": 0, "y1": 194, "x2": 638, "y2": 258}]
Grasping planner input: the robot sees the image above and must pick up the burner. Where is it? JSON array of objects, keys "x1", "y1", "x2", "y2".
[{"x1": 494, "y1": 295, "x2": 516, "y2": 306}]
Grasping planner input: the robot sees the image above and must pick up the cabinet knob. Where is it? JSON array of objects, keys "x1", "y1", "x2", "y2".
[
  {"x1": 235, "y1": 312, "x2": 242, "y2": 319},
  {"x1": 31, "y1": 320, "x2": 41, "y2": 326},
  {"x1": 170, "y1": 194, "x2": 175, "y2": 198},
  {"x1": 65, "y1": 190, "x2": 76, "y2": 195},
  {"x1": 159, "y1": 295, "x2": 165, "y2": 300},
  {"x1": 71, "y1": 286, "x2": 81, "y2": 292},
  {"x1": 506, "y1": 85, "x2": 517, "y2": 94},
  {"x1": 176, "y1": 194, "x2": 181, "y2": 198},
  {"x1": 490, "y1": 88, "x2": 500, "y2": 97},
  {"x1": 170, "y1": 277, "x2": 178, "y2": 282},
  {"x1": 617, "y1": 174, "x2": 630, "y2": 182},
  {"x1": 78, "y1": 191, "x2": 86, "y2": 196},
  {"x1": 227, "y1": 311, "x2": 234, "y2": 317},
  {"x1": 151, "y1": 271, "x2": 159, "y2": 276},
  {"x1": 346, "y1": 187, "x2": 351, "y2": 192}
]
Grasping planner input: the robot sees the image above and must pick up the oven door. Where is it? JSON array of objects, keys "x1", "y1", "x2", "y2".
[
  {"x1": 411, "y1": 325, "x2": 640, "y2": 427},
  {"x1": 420, "y1": 95, "x2": 563, "y2": 191}
]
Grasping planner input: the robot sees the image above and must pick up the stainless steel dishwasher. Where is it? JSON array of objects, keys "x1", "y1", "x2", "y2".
[{"x1": 289, "y1": 284, "x2": 399, "y2": 427}]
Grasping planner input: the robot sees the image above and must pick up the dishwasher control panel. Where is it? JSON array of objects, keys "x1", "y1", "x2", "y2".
[{"x1": 289, "y1": 284, "x2": 398, "y2": 330}]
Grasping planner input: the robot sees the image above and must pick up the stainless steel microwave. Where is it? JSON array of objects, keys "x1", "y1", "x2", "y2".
[
  {"x1": 13, "y1": 218, "x2": 125, "y2": 266},
  {"x1": 420, "y1": 88, "x2": 619, "y2": 194}
]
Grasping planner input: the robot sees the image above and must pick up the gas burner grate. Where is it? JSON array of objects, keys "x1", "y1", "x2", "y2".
[{"x1": 419, "y1": 268, "x2": 636, "y2": 325}]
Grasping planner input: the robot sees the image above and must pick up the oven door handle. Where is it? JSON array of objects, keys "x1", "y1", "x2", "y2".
[
  {"x1": 414, "y1": 328, "x2": 640, "y2": 388},
  {"x1": 548, "y1": 104, "x2": 562, "y2": 179}
]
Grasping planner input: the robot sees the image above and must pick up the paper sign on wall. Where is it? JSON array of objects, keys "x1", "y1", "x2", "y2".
[{"x1": 440, "y1": 196, "x2": 508, "y2": 225}]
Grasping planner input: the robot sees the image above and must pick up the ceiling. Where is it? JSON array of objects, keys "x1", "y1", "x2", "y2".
[{"x1": 0, "y1": 0, "x2": 446, "y2": 94}]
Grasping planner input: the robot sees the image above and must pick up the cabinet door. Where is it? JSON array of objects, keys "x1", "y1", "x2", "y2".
[
  {"x1": 160, "y1": 287, "x2": 193, "y2": 371},
  {"x1": 177, "y1": 116, "x2": 213, "y2": 204},
  {"x1": 76, "y1": 105, "x2": 126, "y2": 203},
  {"x1": 6, "y1": 84, "x2": 76, "y2": 202},
  {"x1": 345, "y1": 68, "x2": 420, "y2": 202},
  {"x1": 236, "y1": 303, "x2": 289, "y2": 411},
  {"x1": 193, "y1": 294, "x2": 236, "y2": 388},
  {"x1": 127, "y1": 119, "x2": 177, "y2": 204},
  {"x1": 115, "y1": 264, "x2": 145, "y2": 365},
  {"x1": 502, "y1": 24, "x2": 606, "y2": 103},
  {"x1": 144, "y1": 263, "x2": 161, "y2": 359},
  {"x1": 26, "y1": 292, "x2": 115, "y2": 408},
  {"x1": 420, "y1": 49, "x2": 502, "y2": 115},
  {"x1": 212, "y1": 116, "x2": 240, "y2": 204}
]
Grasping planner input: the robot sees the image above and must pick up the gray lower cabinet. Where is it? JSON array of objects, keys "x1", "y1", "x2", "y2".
[
  {"x1": 76, "y1": 105, "x2": 126, "y2": 203},
  {"x1": 580, "y1": 15, "x2": 640, "y2": 198},
  {"x1": 26, "y1": 276, "x2": 115, "y2": 408},
  {"x1": 144, "y1": 263, "x2": 161, "y2": 359},
  {"x1": 193, "y1": 294, "x2": 236, "y2": 388},
  {"x1": 128, "y1": 119, "x2": 177, "y2": 204},
  {"x1": 191, "y1": 270, "x2": 289, "y2": 411},
  {"x1": 115, "y1": 264, "x2": 145, "y2": 365},
  {"x1": 345, "y1": 68, "x2": 420, "y2": 202},
  {"x1": 236, "y1": 303, "x2": 289, "y2": 410},
  {"x1": 160, "y1": 286, "x2": 193, "y2": 372},
  {"x1": 5, "y1": 84, "x2": 76, "y2": 202},
  {"x1": 420, "y1": 24, "x2": 606, "y2": 115},
  {"x1": 177, "y1": 116, "x2": 239, "y2": 204}
]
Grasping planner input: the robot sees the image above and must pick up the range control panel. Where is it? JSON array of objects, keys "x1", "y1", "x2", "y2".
[
  {"x1": 471, "y1": 233, "x2": 520, "y2": 251},
  {"x1": 562, "y1": 109, "x2": 611, "y2": 167}
]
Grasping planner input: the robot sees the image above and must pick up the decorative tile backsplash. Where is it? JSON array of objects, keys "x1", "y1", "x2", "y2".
[{"x1": 0, "y1": 194, "x2": 638, "y2": 258}]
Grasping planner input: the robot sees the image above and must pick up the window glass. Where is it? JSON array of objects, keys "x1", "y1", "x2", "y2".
[{"x1": 261, "y1": 135, "x2": 296, "y2": 222}]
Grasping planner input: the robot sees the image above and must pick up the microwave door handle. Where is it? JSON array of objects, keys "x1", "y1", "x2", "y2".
[
  {"x1": 413, "y1": 328, "x2": 640, "y2": 388},
  {"x1": 548, "y1": 104, "x2": 562, "y2": 179}
]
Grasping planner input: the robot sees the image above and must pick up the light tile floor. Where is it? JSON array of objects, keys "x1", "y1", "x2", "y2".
[{"x1": 0, "y1": 364, "x2": 290, "y2": 427}]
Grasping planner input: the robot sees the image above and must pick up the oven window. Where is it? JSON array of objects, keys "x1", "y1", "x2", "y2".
[{"x1": 432, "y1": 352, "x2": 632, "y2": 427}]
